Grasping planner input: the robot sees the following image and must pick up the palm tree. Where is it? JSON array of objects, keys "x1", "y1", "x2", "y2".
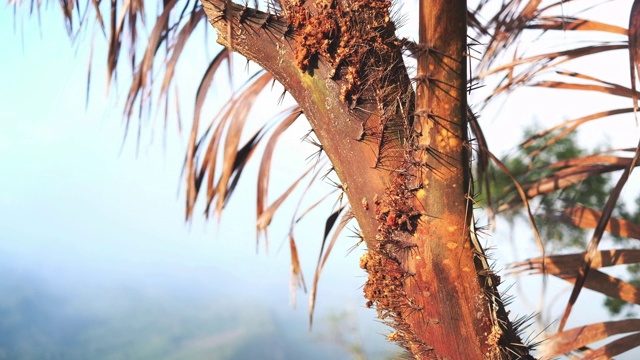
[{"x1": 11, "y1": 0, "x2": 640, "y2": 358}]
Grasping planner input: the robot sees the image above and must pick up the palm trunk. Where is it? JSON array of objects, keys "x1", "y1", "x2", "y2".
[
  {"x1": 388, "y1": 0, "x2": 490, "y2": 357},
  {"x1": 201, "y1": 0, "x2": 533, "y2": 358}
]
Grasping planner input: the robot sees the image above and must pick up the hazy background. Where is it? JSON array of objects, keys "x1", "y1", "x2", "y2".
[
  {"x1": 0, "y1": 6, "x2": 400, "y2": 360},
  {"x1": 1, "y1": 1, "x2": 639, "y2": 359}
]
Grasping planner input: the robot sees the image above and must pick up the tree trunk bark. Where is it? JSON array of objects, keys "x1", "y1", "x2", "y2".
[
  {"x1": 201, "y1": 1, "x2": 533, "y2": 358},
  {"x1": 396, "y1": 0, "x2": 489, "y2": 357}
]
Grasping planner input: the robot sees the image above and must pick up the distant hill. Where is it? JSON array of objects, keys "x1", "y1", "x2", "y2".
[{"x1": 0, "y1": 259, "x2": 395, "y2": 359}]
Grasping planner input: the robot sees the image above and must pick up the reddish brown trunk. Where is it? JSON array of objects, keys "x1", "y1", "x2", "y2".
[
  {"x1": 201, "y1": 1, "x2": 532, "y2": 358},
  {"x1": 362, "y1": 0, "x2": 493, "y2": 357},
  {"x1": 398, "y1": 0, "x2": 490, "y2": 357}
]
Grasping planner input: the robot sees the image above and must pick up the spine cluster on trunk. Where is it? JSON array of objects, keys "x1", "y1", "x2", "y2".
[
  {"x1": 360, "y1": 171, "x2": 432, "y2": 355},
  {"x1": 284, "y1": 0, "x2": 400, "y2": 103}
]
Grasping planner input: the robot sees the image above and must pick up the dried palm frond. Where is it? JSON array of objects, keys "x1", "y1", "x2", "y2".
[
  {"x1": 470, "y1": 1, "x2": 640, "y2": 356},
  {"x1": 256, "y1": 106, "x2": 303, "y2": 242},
  {"x1": 309, "y1": 205, "x2": 352, "y2": 327},
  {"x1": 561, "y1": 205, "x2": 640, "y2": 240},
  {"x1": 539, "y1": 319, "x2": 640, "y2": 358}
]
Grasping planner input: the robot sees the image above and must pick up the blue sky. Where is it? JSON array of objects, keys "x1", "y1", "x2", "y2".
[{"x1": 0, "y1": 2, "x2": 389, "y2": 342}]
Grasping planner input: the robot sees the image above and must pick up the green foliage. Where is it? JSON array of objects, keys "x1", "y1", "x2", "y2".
[
  {"x1": 488, "y1": 127, "x2": 611, "y2": 249},
  {"x1": 487, "y1": 126, "x2": 640, "y2": 315}
]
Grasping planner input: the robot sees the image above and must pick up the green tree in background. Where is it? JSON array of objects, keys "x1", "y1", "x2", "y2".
[{"x1": 8, "y1": 0, "x2": 640, "y2": 358}]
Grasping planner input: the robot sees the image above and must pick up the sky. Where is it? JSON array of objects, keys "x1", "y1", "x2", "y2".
[
  {"x1": 1, "y1": 0, "x2": 640, "y2": 359},
  {"x1": 0, "y1": 2, "x2": 397, "y2": 354}
]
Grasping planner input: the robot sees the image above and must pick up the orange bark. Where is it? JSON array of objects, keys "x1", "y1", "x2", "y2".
[{"x1": 201, "y1": 1, "x2": 532, "y2": 358}]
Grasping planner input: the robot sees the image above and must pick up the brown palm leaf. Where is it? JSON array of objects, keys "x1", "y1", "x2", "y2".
[
  {"x1": 526, "y1": 16, "x2": 627, "y2": 35},
  {"x1": 186, "y1": 71, "x2": 272, "y2": 219},
  {"x1": 309, "y1": 205, "x2": 352, "y2": 327},
  {"x1": 471, "y1": 1, "x2": 640, "y2": 353},
  {"x1": 561, "y1": 205, "x2": 640, "y2": 240},
  {"x1": 524, "y1": 154, "x2": 637, "y2": 199},
  {"x1": 256, "y1": 106, "x2": 303, "y2": 242},
  {"x1": 629, "y1": 0, "x2": 640, "y2": 114},
  {"x1": 559, "y1": 143, "x2": 640, "y2": 331},
  {"x1": 539, "y1": 319, "x2": 640, "y2": 358},
  {"x1": 520, "y1": 108, "x2": 636, "y2": 158}
]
